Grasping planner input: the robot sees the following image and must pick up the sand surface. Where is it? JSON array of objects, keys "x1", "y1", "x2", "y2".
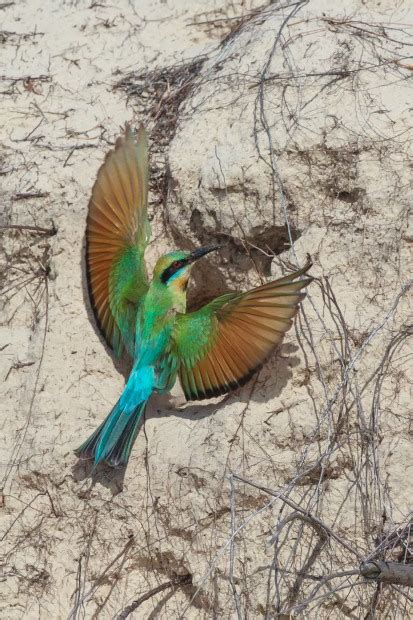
[{"x1": 1, "y1": 1, "x2": 412, "y2": 617}]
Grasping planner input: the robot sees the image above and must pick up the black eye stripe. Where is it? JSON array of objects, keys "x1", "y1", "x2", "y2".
[{"x1": 161, "y1": 259, "x2": 187, "y2": 284}]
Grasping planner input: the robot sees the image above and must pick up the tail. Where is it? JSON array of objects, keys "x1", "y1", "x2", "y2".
[{"x1": 75, "y1": 366, "x2": 154, "y2": 467}]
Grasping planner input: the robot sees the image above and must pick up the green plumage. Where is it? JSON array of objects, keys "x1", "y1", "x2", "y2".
[
  {"x1": 77, "y1": 125, "x2": 313, "y2": 468},
  {"x1": 109, "y1": 246, "x2": 148, "y2": 356}
]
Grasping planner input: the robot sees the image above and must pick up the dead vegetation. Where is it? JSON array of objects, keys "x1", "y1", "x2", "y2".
[
  {"x1": 115, "y1": 57, "x2": 206, "y2": 205},
  {"x1": 1, "y1": 0, "x2": 412, "y2": 618},
  {"x1": 113, "y1": 2, "x2": 413, "y2": 616}
]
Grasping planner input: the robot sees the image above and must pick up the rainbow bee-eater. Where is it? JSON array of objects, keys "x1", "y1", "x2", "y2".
[{"x1": 76, "y1": 125, "x2": 312, "y2": 468}]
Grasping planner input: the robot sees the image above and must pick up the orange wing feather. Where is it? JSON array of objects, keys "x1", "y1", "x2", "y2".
[
  {"x1": 176, "y1": 262, "x2": 312, "y2": 401},
  {"x1": 86, "y1": 124, "x2": 150, "y2": 355}
]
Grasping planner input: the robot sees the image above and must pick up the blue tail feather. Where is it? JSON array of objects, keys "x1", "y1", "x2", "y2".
[{"x1": 76, "y1": 365, "x2": 154, "y2": 467}]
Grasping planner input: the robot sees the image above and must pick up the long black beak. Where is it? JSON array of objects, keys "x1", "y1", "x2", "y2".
[{"x1": 188, "y1": 245, "x2": 221, "y2": 264}]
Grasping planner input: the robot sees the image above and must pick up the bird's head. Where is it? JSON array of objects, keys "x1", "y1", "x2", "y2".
[{"x1": 154, "y1": 245, "x2": 220, "y2": 292}]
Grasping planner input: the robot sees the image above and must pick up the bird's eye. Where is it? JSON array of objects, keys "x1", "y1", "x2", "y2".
[{"x1": 173, "y1": 260, "x2": 182, "y2": 269}]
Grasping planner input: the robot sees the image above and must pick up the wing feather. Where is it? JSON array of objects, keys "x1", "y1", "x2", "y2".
[
  {"x1": 174, "y1": 262, "x2": 313, "y2": 401},
  {"x1": 86, "y1": 124, "x2": 150, "y2": 356},
  {"x1": 205, "y1": 347, "x2": 231, "y2": 394}
]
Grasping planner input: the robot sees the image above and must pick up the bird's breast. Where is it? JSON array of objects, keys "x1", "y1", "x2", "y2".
[{"x1": 135, "y1": 309, "x2": 175, "y2": 365}]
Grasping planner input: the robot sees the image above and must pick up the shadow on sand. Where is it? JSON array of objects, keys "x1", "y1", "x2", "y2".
[{"x1": 71, "y1": 341, "x2": 300, "y2": 493}]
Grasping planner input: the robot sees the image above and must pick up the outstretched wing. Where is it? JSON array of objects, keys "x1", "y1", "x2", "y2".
[
  {"x1": 173, "y1": 262, "x2": 312, "y2": 401},
  {"x1": 86, "y1": 125, "x2": 150, "y2": 357}
]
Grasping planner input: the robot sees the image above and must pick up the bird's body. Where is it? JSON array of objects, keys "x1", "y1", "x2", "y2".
[{"x1": 76, "y1": 125, "x2": 312, "y2": 468}]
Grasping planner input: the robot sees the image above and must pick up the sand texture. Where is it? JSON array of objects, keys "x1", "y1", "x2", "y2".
[{"x1": 1, "y1": 0, "x2": 412, "y2": 617}]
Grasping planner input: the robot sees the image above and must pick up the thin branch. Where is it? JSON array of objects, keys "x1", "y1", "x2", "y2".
[
  {"x1": 0, "y1": 224, "x2": 56, "y2": 235},
  {"x1": 116, "y1": 574, "x2": 192, "y2": 619},
  {"x1": 233, "y1": 474, "x2": 362, "y2": 560}
]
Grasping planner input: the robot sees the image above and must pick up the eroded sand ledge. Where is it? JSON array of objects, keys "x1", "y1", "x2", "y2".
[{"x1": 1, "y1": 1, "x2": 412, "y2": 617}]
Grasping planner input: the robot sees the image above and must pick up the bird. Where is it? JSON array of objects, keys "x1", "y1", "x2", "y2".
[{"x1": 76, "y1": 124, "x2": 312, "y2": 468}]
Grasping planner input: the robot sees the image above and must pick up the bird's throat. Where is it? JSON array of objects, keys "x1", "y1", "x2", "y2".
[{"x1": 169, "y1": 274, "x2": 189, "y2": 312}]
